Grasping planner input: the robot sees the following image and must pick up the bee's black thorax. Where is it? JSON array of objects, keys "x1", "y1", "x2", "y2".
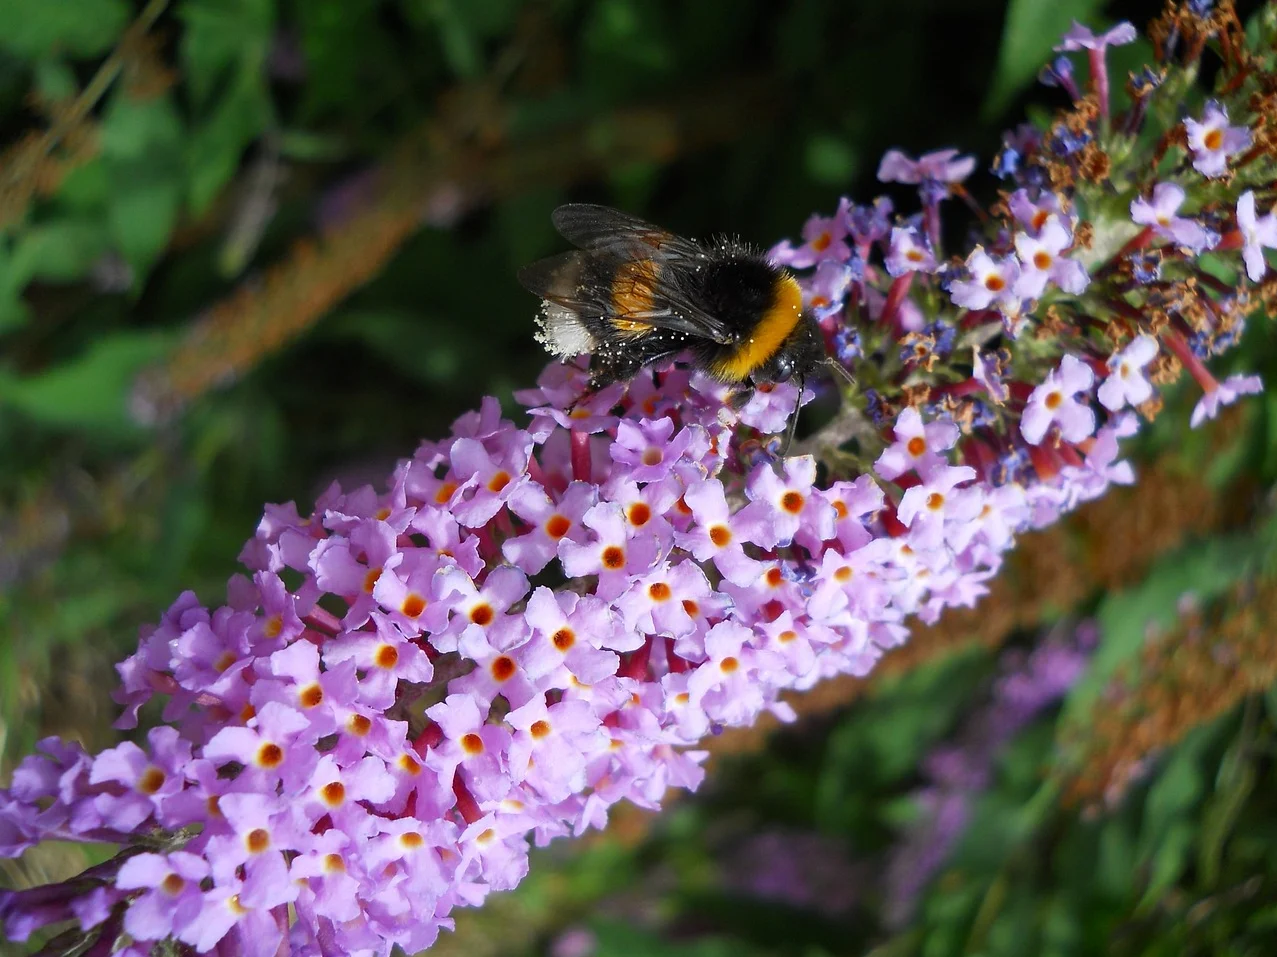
[{"x1": 692, "y1": 255, "x2": 782, "y2": 343}]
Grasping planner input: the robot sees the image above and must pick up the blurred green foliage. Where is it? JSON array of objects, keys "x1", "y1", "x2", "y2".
[{"x1": 5, "y1": 0, "x2": 1277, "y2": 954}]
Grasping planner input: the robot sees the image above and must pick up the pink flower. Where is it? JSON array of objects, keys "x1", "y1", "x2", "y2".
[
  {"x1": 1054, "y1": 20, "x2": 1137, "y2": 52},
  {"x1": 949, "y1": 247, "x2": 1022, "y2": 314},
  {"x1": 885, "y1": 226, "x2": 937, "y2": 276},
  {"x1": 1021, "y1": 354, "x2": 1096, "y2": 445},
  {"x1": 1130, "y1": 182, "x2": 1219, "y2": 254},
  {"x1": 1190, "y1": 374, "x2": 1264, "y2": 428},
  {"x1": 877, "y1": 148, "x2": 977, "y2": 184},
  {"x1": 875, "y1": 407, "x2": 959, "y2": 481},
  {"x1": 1184, "y1": 101, "x2": 1251, "y2": 178},
  {"x1": 1237, "y1": 191, "x2": 1277, "y2": 282},
  {"x1": 1097, "y1": 335, "x2": 1159, "y2": 411}
]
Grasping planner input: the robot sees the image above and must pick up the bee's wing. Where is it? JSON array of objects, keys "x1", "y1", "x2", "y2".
[
  {"x1": 551, "y1": 204, "x2": 705, "y2": 264},
  {"x1": 517, "y1": 252, "x2": 592, "y2": 309},
  {"x1": 543, "y1": 205, "x2": 737, "y2": 345}
]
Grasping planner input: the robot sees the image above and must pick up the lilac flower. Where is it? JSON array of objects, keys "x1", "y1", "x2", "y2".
[
  {"x1": 1013, "y1": 215, "x2": 1089, "y2": 298},
  {"x1": 1236, "y1": 191, "x2": 1277, "y2": 281},
  {"x1": 1021, "y1": 354, "x2": 1097, "y2": 445},
  {"x1": 875, "y1": 407, "x2": 959, "y2": 481},
  {"x1": 896, "y1": 465, "x2": 980, "y2": 550},
  {"x1": 884, "y1": 226, "x2": 937, "y2": 276},
  {"x1": 1039, "y1": 56, "x2": 1080, "y2": 100},
  {"x1": 1190, "y1": 374, "x2": 1264, "y2": 427},
  {"x1": 973, "y1": 347, "x2": 1010, "y2": 404},
  {"x1": 1054, "y1": 21, "x2": 1137, "y2": 120},
  {"x1": 949, "y1": 247, "x2": 1021, "y2": 313},
  {"x1": 1098, "y1": 335, "x2": 1159, "y2": 411},
  {"x1": 877, "y1": 148, "x2": 976, "y2": 185},
  {"x1": 1007, "y1": 188, "x2": 1069, "y2": 235},
  {"x1": 778, "y1": 200, "x2": 853, "y2": 268},
  {"x1": 1184, "y1": 101, "x2": 1251, "y2": 178},
  {"x1": 1130, "y1": 182, "x2": 1219, "y2": 254},
  {"x1": 1054, "y1": 21, "x2": 1137, "y2": 52},
  {"x1": 803, "y1": 260, "x2": 854, "y2": 318}
]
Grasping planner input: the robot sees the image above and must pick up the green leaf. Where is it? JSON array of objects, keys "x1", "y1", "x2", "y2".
[
  {"x1": 108, "y1": 180, "x2": 181, "y2": 274},
  {"x1": 1138, "y1": 820, "x2": 1195, "y2": 911},
  {"x1": 180, "y1": 0, "x2": 275, "y2": 107},
  {"x1": 1198, "y1": 731, "x2": 1256, "y2": 888},
  {"x1": 0, "y1": 330, "x2": 172, "y2": 437},
  {"x1": 32, "y1": 58, "x2": 78, "y2": 100},
  {"x1": 981, "y1": 0, "x2": 1107, "y2": 121},
  {"x1": 186, "y1": 65, "x2": 273, "y2": 215},
  {"x1": 0, "y1": 0, "x2": 129, "y2": 58},
  {"x1": 1138, "y1": 730, "x2": 1209, "y2": 859},
  {"x1": 8, "y1": 218, "x2": 111, "y2": 285},
  {"x1": 100, "y1": 95, "x2": 184, "y2": 161}
]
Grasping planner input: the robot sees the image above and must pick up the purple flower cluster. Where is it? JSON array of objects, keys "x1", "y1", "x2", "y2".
[
  {"x1": 0, "y1": 337, "x2": 1145, "y2": 953},
  {"x1": 884, "y1": 621, "x2": 1097, "y2": 927}
]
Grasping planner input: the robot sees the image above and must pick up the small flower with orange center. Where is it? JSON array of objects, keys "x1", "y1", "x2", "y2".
[
  {"x1": 1021, "y1": 354, "x2": 1097, "y2": 445},
  {"x1": 1012, "y1": 215, "x2": 1089, "y2": 300},
  {"x1": 560, "y1": 501, "x2": 659, "y2": 600},
  {"x1": 949, "y1": 246, "x2": 1022, "y2": 316},
  {"x1": 736, "y1": 455, "x2": 834, "y2": 550},
  {"x1": 885, "y1": 225, "x2": 937, "y2": 276},
  {"x1": 675, "y1": 478, "x2": 764, "y2": 587},
  {"x1": 1183, "y1": 100, "x2": 1251, "y2": 178},
  {"x1": 874, "y1": 406, "x2": 960, "y2": 482},
  {"x1": 114, "y1": 851, "x2": 210, "y2": 944}
]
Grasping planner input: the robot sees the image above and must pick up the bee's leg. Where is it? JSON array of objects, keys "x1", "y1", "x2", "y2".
[
  {"x1": 780, "y1": 375, "x2": 804, "y2": 454},
  {"x1": 726, "y1": 385, "x2": 754, "y2": 411}
]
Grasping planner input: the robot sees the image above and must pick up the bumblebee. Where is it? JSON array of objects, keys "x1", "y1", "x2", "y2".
[{"x1": 518, "y1": 204, "x2": 849, "y2": 430}]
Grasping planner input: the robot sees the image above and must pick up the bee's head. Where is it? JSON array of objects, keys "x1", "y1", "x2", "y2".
[{"x1": 757, "y1": 312, "x2": 824, "y2": 384}]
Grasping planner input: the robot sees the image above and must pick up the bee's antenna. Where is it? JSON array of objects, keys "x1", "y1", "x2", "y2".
[
  {"x1": 781, "y1": 376, "x2": 804, "y2": 455},
  {"x1": 824, "y1": 357, "x2": 855, "y2": 387}
]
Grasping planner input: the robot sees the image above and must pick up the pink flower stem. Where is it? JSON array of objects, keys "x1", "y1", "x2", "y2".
[
  {"x1": 452, "y1": 775, "x2": 482, "y2": 824},
  {"x1": 570, "y1": 430, "x2": 592, "y2": 482},
  {"x1": 1163, "y1": 328, "x2": 1219, "y2": 392},
  {"x1": 303, "y1": 607, "x2": 342, "y2": 637},
  {"x1": 1089, "y1": 49, "x2": 1111, "y2": 123},
  {"x1": 880, "y1": 272, "x2": 915, "y2": 331}
]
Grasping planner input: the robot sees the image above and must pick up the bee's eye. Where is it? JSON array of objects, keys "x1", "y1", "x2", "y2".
[{"x1": 773, "y1": 353, "x2": 794, "y2": 382}]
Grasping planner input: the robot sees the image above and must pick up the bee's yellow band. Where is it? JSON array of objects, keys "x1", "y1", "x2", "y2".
[{"x1": 712, "y1": 273, "x2": 804, "y2": 381}]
